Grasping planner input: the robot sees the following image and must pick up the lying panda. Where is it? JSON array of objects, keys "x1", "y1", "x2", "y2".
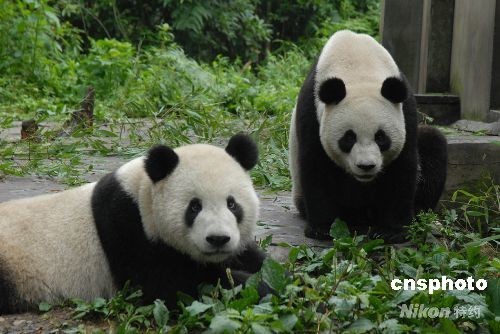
[
  {"x1": 289, "y1": 30, "x2": 448, "y2": 240},
  {"x1": 0, "y1": 134, "x2": 265, "y2": 313}
]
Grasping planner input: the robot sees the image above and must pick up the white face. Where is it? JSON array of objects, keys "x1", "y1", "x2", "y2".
[
  {"x1": 319, "y1": 96, "x2": 406, "y2": 182},
  {"x1": 149, "y1": 145, "x2": 258, "y2": 263}
]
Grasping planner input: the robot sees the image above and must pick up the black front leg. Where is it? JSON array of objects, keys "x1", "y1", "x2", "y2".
[
  {"x1": 374, "y1": 198, "x2": 414, "y2": 243},
  {"x1": 226, "y1": 242, "x2": 266, "y2": 273},
  {"x1": 300, "y1": 159, "x2": 339, "y2": 240}
]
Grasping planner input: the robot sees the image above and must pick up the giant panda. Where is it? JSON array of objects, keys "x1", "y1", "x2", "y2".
[
  {"x1": 0, "y1": 134, "x2": 265, "y2": 313},
  {"x1": 289, "y1": 30, "x2": 448, "y2": 241}
]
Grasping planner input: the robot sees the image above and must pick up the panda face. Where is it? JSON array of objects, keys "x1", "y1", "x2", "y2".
[
  {"x1": 140, "y1": 136, "x2": 259, "y2": 263},
  {"x1": 319, "y1": 95, "x2": 406, "y2": 182},
  {"x1": 311, "y1": 31, "x2": 409, "y2": 183}
]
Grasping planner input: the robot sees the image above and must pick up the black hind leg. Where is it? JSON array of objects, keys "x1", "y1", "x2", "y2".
[{"x1": 415, "y1": 125, "x2": 448, "y2": 213}]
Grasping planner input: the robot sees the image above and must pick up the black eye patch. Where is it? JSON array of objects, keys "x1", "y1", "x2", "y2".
[
  {"x1": 338, "y1": 130, "x2": 357, "y2": 153},
  {"x1": 227, "y1": 196, "x2": 243, "y2": 223},
  {"x1": 375, "y1": 130, "x2": 391, "y2": 151},
  {"x1": 185, "y1": 198, "x2": 202, "y2": 227}
]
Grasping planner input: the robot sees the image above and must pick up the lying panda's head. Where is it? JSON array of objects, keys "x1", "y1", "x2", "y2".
[
  {"x1": 316, "y1": 76, "x2": 408, "y2": 183},
  {"x1": 123, "y1": 134, "x2": 259, "y2": 263},
  {"x1": 312, "y1": 31, "x2": 409, "y2": 183}
]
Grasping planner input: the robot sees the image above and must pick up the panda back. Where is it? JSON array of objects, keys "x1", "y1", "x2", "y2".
[{"x1": 0, "y1": 183, "x2": 115, "y2": 308}]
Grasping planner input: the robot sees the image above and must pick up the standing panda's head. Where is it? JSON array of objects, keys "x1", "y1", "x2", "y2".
[
  {"x1": 134, "y1": 134, "x2": 259, "y2": 263},
  {"x1": 314, "y1": 30, "x2": 408, "y2": 183}
]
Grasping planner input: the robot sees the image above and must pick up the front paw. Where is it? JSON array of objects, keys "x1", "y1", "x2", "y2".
[{"x1": 304, "y1": 225, "x2": 331, "y2": 240}]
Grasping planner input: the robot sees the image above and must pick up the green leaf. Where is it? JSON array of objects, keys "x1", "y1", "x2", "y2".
[
  {"x1": 487, "y1": 278, "x2": 500, "y2": 316},
  {"x1": 186, "y1": 300, "x2": 213, "y2": 316},
  {"x1": 362, "y1": 239, "x2": 384, "y2": 253},
  {"x1": 209, "y1": 315, "x2": 241, "y2": 333},
  {"x1": 153, "y1": 299, "x2": 169, "y2": 328},
  {"x1": 38, "y1": 301, "x2": 52, "y2": 312},
  {"x1": 464, "y1": 234, "x2": 500, "y2": 247},
  {"x1": 280, "y1": 314, "x2": 298, "y2": 331},
  {"x1": 94, "y1": 129, "x2": 118, "y2": 137},
  {"x1": 329, "y1": 219, "x2": 350, "y2": 239},
  {"x1": 261, "y1": 258, "x2": 288, "y2": 293},
  {"x1": 466, "y1": 245, "x2": 482, "y2": 265},
  {"x1": 397, "y1": 262, "x2": 417, "y2": 277},
  {"x1": 466, "y1": 210, "x2": 485, "y2": 217},
  {"x1": 229, "y1": 286, "x2": 259, "y2": 311},
  {"x1": 438, "y1": 318, "x2": 460, "y2": 334},
  {"x1": 346, "y1": 318, "x2": 375, "y2": 333},
  {"x1": 251, "y1": 323, "x2": 272, "y2": 334},
  {"x1": 392, "y1": 289, "x2": 418, "y2": 305},
  {"x1": 288, "y1": 247, "x2": 300, "y2": 263}
]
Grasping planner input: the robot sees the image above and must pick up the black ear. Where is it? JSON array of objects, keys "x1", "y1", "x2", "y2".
[
  {"x1": 225, "y1": 134, "x2": 258, "y2": 170},
  {"x1": 381, "y1": 77, "x2": 408, "y2": 103},
  {"x1": 318, "y1": 77, "x2": 346, "y2": 105},
  {"x1": 145, "y1": 145, "x2": 179, "y2": 183}
]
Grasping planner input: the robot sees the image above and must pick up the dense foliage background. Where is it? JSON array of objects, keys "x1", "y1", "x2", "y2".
[
  {"x1": 0, "y1": 0, "x2": 379, "y2": 189},
  {"x1": 0, "y1": 1, "x2": 498, "y2": 333}
]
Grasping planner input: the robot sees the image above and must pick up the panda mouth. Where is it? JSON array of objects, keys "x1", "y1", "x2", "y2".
[
  {"x1": 354, "y1": 174, "x2": 376, "y2": 182},
  {"x1": 202, "y1": 250, "x2": 233, "y2": 256}
]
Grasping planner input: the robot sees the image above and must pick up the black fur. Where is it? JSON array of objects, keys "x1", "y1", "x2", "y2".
[
  {"x1": 338, "y1": 130, "x2": 357, "y2": 153},
  {"x1": 381, "y1": 77, "x2": 408, "y2": 103},
  {"x1": 145, "y1": 145, "x2": 179, "y2": 183},
  {"x1": 227, "y1": 196, "x2": 244, "y2": 224},
  {"x1": 415, "y1": 125, "x2": 448, "y2": 214},
  {"x1": 0, "y1": 259, "x2": 24, "y2": 314},
  {"x1": 91, "y1": 173, "x2": 265, "y2": 309},
  {"x1": 318, "y1": 77, "x2": 346, "y2": 104},
  {"x1": 225, "y1": 134, "x2": 258, "y2": 170},
  {"x1": 294, "y1": 61, "x2": 447, "y2": 242},
  {"x1": 185, "y1": 198, "x2": 202, "y2": 227},
  {"x1": 375, "y1": 130, "x2": 391, "y2": 152}
]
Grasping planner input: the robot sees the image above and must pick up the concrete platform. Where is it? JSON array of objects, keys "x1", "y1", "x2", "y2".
[{"x1": 445, "y1": 134, "x2": 500, "y2": 196}]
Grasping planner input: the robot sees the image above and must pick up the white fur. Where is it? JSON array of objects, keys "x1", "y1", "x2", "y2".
[
  {"x1": 117, "y1": 144, "x2": 259, "y2": 264},
  {"x1": 0, "y1": 184, "x2": 115, "y2": 305},
  {"x1": 289, "y1": 106, "x2": 302, "y2": 207},
  {"x1": 314, "y1": 30, "x2": 406, "y2": 182}
]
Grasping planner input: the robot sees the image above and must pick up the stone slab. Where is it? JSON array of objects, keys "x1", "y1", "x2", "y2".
[
  {"x1": 451, "y1": 120, "x2": 500, "y2": 136},
  {"x1": 445, "y1": 135, "x2": 500, "y2": 197}
]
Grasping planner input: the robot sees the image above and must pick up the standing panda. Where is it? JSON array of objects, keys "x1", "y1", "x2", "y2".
[
  {"x1": 289, "y1": 30, "x2": 447, "y2": 240},
  {"x1": 0, "y1": 134, "x2": 265, "y2": 313}
]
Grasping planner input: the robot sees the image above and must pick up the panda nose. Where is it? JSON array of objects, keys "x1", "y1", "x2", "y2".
[
  {"x1": 206, "y1": 235, "x2": 230, "y2": 247},
  {"x1": 357, "y1": 163, "x2": 376, "y2": 171}
]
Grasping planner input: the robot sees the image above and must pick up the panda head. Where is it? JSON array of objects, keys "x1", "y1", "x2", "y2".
[
  {"x1": 316, "y1": 76, "x2": 407, "y2": 182},
  {"x1": 142, "y1": 134, "x2": 259, "y2": 263}
]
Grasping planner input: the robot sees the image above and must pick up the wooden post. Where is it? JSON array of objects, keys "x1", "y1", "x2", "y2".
[
  {"x1": 450, "y1": 0, "x2": 496, "y2": 120},
  {"x1": 489, "y1": 1, "x2": 500, "y2": 116},
  {"x1": 380, "y1": 0, "x2": 425, "y2": 92},
  {"x1": 424, "y1": 0, "x2": 455, "y2": 93}
]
